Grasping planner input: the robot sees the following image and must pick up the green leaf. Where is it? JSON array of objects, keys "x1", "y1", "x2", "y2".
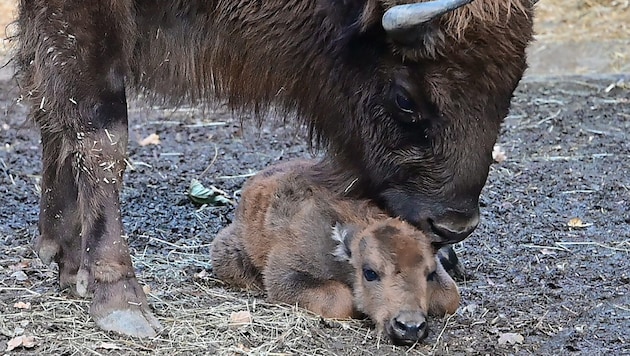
[{"x1": 187, "y1": 179, "x2": 233, "y2": 206}]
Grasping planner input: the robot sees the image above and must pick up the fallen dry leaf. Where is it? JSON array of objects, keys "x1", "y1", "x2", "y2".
[
  {"x1": 6, "y1": 335, "x2": 36, "y2": 351},
  {"x1": 194, "y1": 269, "x2": 209, "y2": 279},
  {"x1": 492, "y1": 144, "x2": 507, "y2": 163},
  {"x1": 96, "y1": 342, "x2": 121, "y2": 350},
  {"x1": 567, "y1": 217, "x2": 592, "y2": 228},
  {"x1": 540, "y1": 248, "x2": 557, "y2": 256},
  {"x1": 11, "y1": 270, "x2": 28, "y2": 281},
  {"x1": 142, "y1": 284, "x2": 152, "y2": 295},
  {"x1": 462, "y1": 303, "x2": 478, "y2": 314},
  {"x1": 10, "y1": 260, "x2": 30, "y2": 270},
  {"x1": 13, "y1": 301, "x2": 31, "y2": 310},
  {"x1": 498, "y1": 332, "x2": 524, "y2": 345},
  {"x1": 236, "y1": 343, "x2": 251, "y2": 352},
  {"x1": 229, "y1": 310, "x2": 253, "y2": 329},
  {"x1": 138, "y1": 133, "x2": 161, "y2": 146}
]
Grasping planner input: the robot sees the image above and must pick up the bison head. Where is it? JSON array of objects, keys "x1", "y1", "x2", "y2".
[{"x1": 311, "y1": 0, "x2": 534, "y2": 246}]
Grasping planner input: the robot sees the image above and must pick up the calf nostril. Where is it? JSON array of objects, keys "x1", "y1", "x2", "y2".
[
  {"x1": 389, "y1": 315, "x2": 429, "y2": 344},
  {"x1": 394, "y1": 319, "x2": 408, "y2": 333},
  {"x1": 394, "y1": 318, "x2": 426, "y2": 335}
]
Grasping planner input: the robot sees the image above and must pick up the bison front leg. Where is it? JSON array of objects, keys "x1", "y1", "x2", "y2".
[
  {"x1": 76, "y1": 125, "x2": 161, "y2": 337},
  {"x1": 17, "y1": 1, "x2": 160, "y2": 337},
  {"x1": 37, "y1": 99, "x2": 160, "y2": 338},
  {"x1": 37, "y1": 133, "x2": 81, "y2": 292}
]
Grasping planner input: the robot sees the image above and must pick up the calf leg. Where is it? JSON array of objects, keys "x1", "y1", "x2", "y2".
[
  {"x1": 17, "y1": 0, "x2": 160, "y2": 337},
  {"x1": 211, "y1": 225, "x2": 264, "y2": 290},
  {"x1": 427, "y1": 258, "x2": 460, "y2": 316},
  {"x1": 264, "y1": 251, "x2": 358, "y2": 319}
]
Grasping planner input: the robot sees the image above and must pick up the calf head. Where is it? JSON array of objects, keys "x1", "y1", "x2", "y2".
[{"x1": 332, "y1": 218, "x2": 459, "y2": 344}]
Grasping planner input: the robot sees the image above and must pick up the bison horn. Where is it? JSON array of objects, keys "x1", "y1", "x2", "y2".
[{"x1": 382, "y1": 0, "x2": 476, "y2": 33}]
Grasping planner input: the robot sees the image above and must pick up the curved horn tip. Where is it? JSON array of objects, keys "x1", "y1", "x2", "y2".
[{"x1": 382, "y1": 0, "x2": 476, "y2": 33}]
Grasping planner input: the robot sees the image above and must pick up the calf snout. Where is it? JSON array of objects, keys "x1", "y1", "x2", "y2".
[{"x1": 389, "y1": 311, "x2": 428, "y2": 344}]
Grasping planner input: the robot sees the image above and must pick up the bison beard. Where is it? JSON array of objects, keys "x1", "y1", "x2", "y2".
[{"x1": 14, "y1": 0, "x2": 535, "y2": 336}]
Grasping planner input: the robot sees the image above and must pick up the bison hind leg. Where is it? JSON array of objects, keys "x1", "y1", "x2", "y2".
[{"x1": 211, "y1": 225, "x2": 263, "y2": 290}]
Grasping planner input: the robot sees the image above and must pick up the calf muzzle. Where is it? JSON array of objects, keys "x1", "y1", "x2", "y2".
[{"x1": 388, "y1": 311, "x2": 428, "y2": 345}]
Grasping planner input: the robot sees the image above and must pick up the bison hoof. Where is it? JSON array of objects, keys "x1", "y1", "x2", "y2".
[
  {"x1": 95, "y1": 309, "x2": 162, "y2": 338},
  {"x1": 437, "y1": 246, "x2": 467, "y2": 281},
  {"x1": 34, "y1": 235, "x2": 60, "y2": 265},
  {"x1": 90, "y1": 278, "x2": 162, "y2": 338}
]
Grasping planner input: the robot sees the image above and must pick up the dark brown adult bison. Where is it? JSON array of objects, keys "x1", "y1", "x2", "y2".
[
  {"x1": 211, "y1": 160, "x2": 460, "y2": 345},
  {"x1": 14, "y1": 0, "x2": 535, "y2": 337}
]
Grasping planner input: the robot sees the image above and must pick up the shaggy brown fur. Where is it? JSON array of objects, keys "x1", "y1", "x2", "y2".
[
  {"x1": 14, "y1": 0, "x2": 534, "y2": 336},
  {"x1": 211, "y1": 160, "x2": 460, "y2": 345}
]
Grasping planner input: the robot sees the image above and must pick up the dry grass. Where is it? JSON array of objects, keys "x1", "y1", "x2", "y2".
[
  {"x1": 0, "y1": 0, "x2": 15, "y2": 32},
  {"x1": 0, "y1": 0, "x2": 16, "y2": 55},
  {"x1": 2, "y1": 244, "x2": 454, "y2": 355},
  {"x1": 535, "y1": 0, "x2": 630, "y2": 41}
]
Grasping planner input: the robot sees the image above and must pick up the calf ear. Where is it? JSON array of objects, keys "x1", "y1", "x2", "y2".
[{"x1": 331, "y1": 223, "x2": 356, "y2": 262}]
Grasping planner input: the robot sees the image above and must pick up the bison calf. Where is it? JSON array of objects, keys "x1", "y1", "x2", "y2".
[{"x1": 211, "y1": 161, "x2": 460, "y2": 344}]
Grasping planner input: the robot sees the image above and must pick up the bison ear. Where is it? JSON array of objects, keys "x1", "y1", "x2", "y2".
[{"x1": 331, "y1": 223, "x2": 356, "y2": 262}]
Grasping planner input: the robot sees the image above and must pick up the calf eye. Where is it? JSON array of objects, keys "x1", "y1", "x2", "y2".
[
  {"x1": 427, "y1": 271, "x2": 437, "y2": 282},
  {"x1": 363, "y1": 268, "x2": 380, "y2": 282}
]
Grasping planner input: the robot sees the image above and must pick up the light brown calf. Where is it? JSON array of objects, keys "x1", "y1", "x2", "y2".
[{"x1": 211, "y1": 160, "x2": 460, "y2": 344}]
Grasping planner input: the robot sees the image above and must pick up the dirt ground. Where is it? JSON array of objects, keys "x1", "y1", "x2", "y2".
[{"x1": 1, "y1": 1, "x2": 629, "y2": 355}]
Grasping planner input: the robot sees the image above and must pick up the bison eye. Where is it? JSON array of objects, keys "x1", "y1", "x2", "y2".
[
  {"x1": 363, "y1": 268, "x2": 380, "y2": 282},
  {"x1": 427, "y1": 271, "x2": 437, "y2": 282},
  {"x1": 395, "y1": 91, "x2": 416, "y2": 114}
]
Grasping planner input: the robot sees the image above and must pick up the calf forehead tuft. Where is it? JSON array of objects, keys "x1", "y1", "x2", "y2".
[
  {"x1": 373, "y1": 224, "x2": 401, "y2": 238},
  {"x1": 369, "y1": 220, "x2": 429, "y2": 269}
]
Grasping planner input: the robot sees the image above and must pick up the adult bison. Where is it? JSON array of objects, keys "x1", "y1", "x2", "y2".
[
  {"x1": 14, "y1": 0, "x2": 535, "y2": 337},
  {"x1": 212, "y1": 160, "x2": 461, "y2": 345}
]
